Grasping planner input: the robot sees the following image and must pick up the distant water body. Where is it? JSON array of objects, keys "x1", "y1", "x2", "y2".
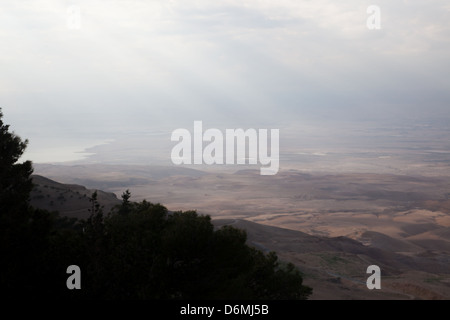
[
  {"x1": 22, "y1": 137, "x2": 114, "y2": 164},
  {"x1": 18, "y1": 119, "x2": 450, "y2": 177}
]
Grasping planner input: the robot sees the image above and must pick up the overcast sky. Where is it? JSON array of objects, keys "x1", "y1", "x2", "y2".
[{"x1": 1, "y1": 0, "x2": 449, "y2": 163}]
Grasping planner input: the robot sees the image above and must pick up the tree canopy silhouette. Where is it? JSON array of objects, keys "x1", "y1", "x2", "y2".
[{"x1": 0, "y1": 108, "x2": 53, "y2": 297}]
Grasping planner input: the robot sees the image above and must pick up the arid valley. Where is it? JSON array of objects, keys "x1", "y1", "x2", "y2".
[{"x1": 31, "y1": 157, "x2": 450, "y2": 299}]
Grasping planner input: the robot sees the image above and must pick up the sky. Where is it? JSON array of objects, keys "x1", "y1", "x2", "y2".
[{"x1": 1, "y1": 0, "x2": 449, "y2": 163}]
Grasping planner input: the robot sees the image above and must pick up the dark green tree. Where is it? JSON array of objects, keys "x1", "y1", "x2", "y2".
[
  {"x1": 85, "y1": 190, "x2": 104, "y2": 235},
  {"x1": 0, "y1": 108, "x2": 53, "y2": 297},
  {"x1": 0, "y1": 108, "x2": 33, "y2": 221},
  {"x1": 118, "y1": 189, "x2": 131, "y2": 215},
  {"x1": 82, "y1": 202, "x2": 312, "y2": 300}
]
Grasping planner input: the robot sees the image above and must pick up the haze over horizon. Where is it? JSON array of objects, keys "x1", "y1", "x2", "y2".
[{"x1": 1, "y1": 1, "x2": 449, "y2": 165}]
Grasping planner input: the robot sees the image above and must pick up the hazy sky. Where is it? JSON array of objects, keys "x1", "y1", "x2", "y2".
[{"x1": 1, "y1": 0, "x2": 449, "y2": 163}]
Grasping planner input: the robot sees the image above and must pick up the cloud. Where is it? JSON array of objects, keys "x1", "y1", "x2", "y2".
[{"x1": 1, "y1": 0, "x2": 449, "y2": 161}]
